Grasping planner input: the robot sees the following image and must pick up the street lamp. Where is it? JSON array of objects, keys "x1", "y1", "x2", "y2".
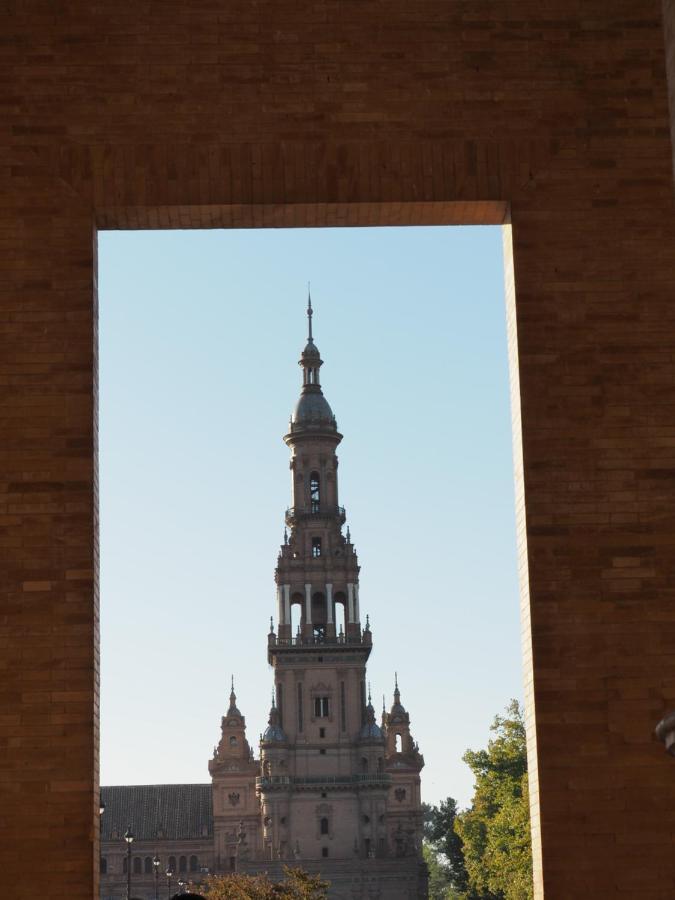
[
  {"x1": 152, "y1": 855, "x2": 161, "y2": 900},
  {"x1": 166, "y1": 868, "x2": 174, "y2": 898},
  {"x1": 178, "y1": 879, "x2": 186, "y2": 894},
  {"x1": 123, "y1": 827, "x2": 134, "y2": 900}
]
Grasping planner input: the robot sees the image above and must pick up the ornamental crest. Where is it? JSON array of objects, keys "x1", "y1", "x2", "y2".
[
  {"x1": 394, "y1": 788, "x2": 406, "y2": 802},
  {"x1": 228, "y1": 791, "x2": 240, "y2": 806}
]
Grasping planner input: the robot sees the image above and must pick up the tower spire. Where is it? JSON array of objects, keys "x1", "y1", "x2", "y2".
[
  {"x1": 229, "y1": 676, "x2": 241, "y2": 715},
  {"x1": 307, "y1": 285, "x2": 313, "y2": 343}
]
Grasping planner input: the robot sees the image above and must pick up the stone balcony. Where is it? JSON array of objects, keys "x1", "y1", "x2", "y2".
[{"x1": 256, "y1": 773, "x2": 391, "y2": 794}]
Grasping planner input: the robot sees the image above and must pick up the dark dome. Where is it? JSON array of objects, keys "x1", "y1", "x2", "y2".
[
  {"x1": 292, "y1": 391, "x2": 335, "y2": 426},
  {"x1": 359, "y1": 720, "x2": 384, "y2": 741},
  {"x1": 359, "y1": 702, "x2": 384, "y2": 741},
  {"x1": 301, "y1": 340, "x2": 321, "y2": 358},
  {"x1": 263, "y1": 722, "x2": 287, "y2": 742}
]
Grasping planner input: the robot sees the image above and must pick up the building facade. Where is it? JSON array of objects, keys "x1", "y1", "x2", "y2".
[{"x1": 101, "y1": 301, "x2": 427, "y2": 899}]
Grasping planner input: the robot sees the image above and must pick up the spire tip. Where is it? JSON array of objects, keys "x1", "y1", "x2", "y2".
[{"x1": 306, "y1": 285, "x2": 313, "y2": 342}]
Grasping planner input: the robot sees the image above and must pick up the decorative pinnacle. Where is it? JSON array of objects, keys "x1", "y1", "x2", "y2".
[
  {"x1": 395, "y1": 671, "x2": 398, "y2": 691},
  {"x1": 307, "y1": 285, "x2": 313, "y2": 342},
  {"x1": 382, "y1": 695, "x2": 386, "y2": 714},
  {"x1": 269, "y1": 616, "x2": 274, "y2": 633},
  {"x1": 284, "y1": 527, "x2": 288, "y2": 545},
  {"x1": 368, "y1": 682, "x2": 372, "y2": 704}
]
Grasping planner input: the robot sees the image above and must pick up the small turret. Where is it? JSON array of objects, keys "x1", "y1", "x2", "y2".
[
  {"x1": 359, "y1": 688, "x2": 384, "y2": 742},
  {"x1": 262, "y1": 690, "x2": 288, "y2": 745},
  {"x1": 209, "y1": 676, "x2": 254, "y2": 774}
]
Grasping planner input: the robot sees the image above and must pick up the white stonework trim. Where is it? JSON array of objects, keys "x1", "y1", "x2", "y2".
[
  {"x1": 326, "y1": 583, "x2": 334, "y2": 624},
  {"x1": 347, "y1": 583, "x2": 355, "y2": 623},
  {"x1": 354, "y1": 583, "x2": 360, "y2": 624},
  {"x1": 283, "y1": 584, "x2": 291, "y2": 625},
  {"x1": 305, "y1": 583, "x2": 312, "y2": 624}
]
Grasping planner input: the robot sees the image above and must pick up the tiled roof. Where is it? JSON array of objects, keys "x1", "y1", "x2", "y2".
[{"x1": 101, "y1": 784, "x2": 213, "y2": 842}]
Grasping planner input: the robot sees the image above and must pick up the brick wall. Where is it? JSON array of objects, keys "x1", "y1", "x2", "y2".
[{"x1": 2, "y1": 2, "x2": 675, "y2": 897}]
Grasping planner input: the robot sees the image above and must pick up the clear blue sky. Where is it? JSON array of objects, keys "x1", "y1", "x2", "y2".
[{"x1": 99, "y1": 225, "x2": 522, "y2": 808}]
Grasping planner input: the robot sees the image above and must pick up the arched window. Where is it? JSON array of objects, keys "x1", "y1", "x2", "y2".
[
  {"x1": 133, "y1": 856, "x2": 142, "y2": 875},
  {"x1": 190, "y1": 855, "x2": 199, "y2": 872},
  {"x1": 144, "y1": 856, "x2": 153, "y2": 874},
  {"x1": 179, "y1": 855, "x2": 187, "y2": 873},
  {"x1": 229, "y1": 735, "x2": 237, "y2": 746},
  {"x1": 395, "y1": 733, "x2": 402, "y2": 753},
  {"x1": 310, "y1": 472, "x2": 320, "y2": 513},
  {"x1": 320, "y1": 817, "x2": 329, "y2": 835},
  {"x1": 168, "y1": 856, "x2": 176, "y2": 873},
  {"x1": 100, "y1": 857, "x2": 107, "y2": 874},
  {"x1": 361, "y1": 756, "x2": 369, "y2": 773}
]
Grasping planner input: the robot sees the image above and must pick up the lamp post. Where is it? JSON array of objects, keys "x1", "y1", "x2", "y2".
[
  {"x1": 166, "y1": 868, "x2": 173, "y2": 899},
  {"x1": 123, "y1": 827, "x2": 134, "y2": 900},
  {"x1": 178, "y1": 879, "x2": 186, "y2": 894},
  {"x1": 152, "y1": 855, "x2": 160, "y2": 900}
]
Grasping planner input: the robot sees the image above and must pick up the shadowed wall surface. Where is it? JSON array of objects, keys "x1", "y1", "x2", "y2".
[{"x1": 2, "y1": 2, "x2": 675, "y2": 897}]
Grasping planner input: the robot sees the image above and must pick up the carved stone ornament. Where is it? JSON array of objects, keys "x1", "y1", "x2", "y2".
[
  {"x1": 394, "y1": 788, "x2": 406, "y2": 802},
  {"x1": 228, "y1": 791, "x2": 241, "y2": 806}
]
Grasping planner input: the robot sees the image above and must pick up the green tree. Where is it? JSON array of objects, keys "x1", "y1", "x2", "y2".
[
  {"x1": 423, "y1": 843, "x2": 457, "y2": 900},
  {"x1": 425, "y1": 797, "x2": 471, "y2": 893},
  {"x1": 202, "y1": 867, "x2": 329, "y2": 899},
  {"x1": 455, "y1": 700, "x2": 533, "y2": 900}
]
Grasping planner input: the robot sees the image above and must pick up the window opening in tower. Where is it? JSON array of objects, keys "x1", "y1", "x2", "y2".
[
  {"x1": 314, "y1": 696, "x2": 329, "y2": 718},
  {"x1": 311, "y1": 537, "x2": 322, "y2": 557},
  {"x1": 310, "y1": 473, "x2": 320, "y2": 513}
]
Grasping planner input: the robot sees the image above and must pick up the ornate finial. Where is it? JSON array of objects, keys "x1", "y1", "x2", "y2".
[
  {"x1": 271, "y1": 687, "x2": 276, "y2": 707},
  {"x1": 269, "y1": 616, "x2": 274, "y2": 634},
  {"x1": 368, "y1": 682, "x2": 372, "y2": 704},
  {"x1": 307, "y1": 285, "x2": 313, "y2": 342},
  {"x1": 365, "y1": 613, "x2": 370, "y2": 631},
  {"x1": 229, "y1": 676, "x2": 239, "y2": 714},
  {"x1": 382, "y1": 694, "x2": 386, "y2": 714},
  {"x1": 284, "y1": 527, "x2": 288, "y2": 544},
  {"x1": 346, "y1": 525, "x2": 351, "y2": 542},
  {"x1": 395, "y1": 671, "x2": 398, "y2": 691}
]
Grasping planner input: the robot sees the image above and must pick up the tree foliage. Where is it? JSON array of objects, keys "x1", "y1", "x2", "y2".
[
  {"x1": 202, "y1": 867, "x2": 329, "y2": 900},
  {"x1": 423, "y1": 843, "x2": 459, "y2": 900},
  {"x1": 425, "y1": 701, "x2": 533, "y2": 900},
  {"x1": 455, "y1": 700, "x2": 533, "y2": 900},
  {"x1": 425, "y1": 797, "x2": 471, "y2": 893}
]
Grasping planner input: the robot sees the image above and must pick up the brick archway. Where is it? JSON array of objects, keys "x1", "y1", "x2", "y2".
[{"x1": 3, "y1": 5, "x2": 675, "y2": 898}]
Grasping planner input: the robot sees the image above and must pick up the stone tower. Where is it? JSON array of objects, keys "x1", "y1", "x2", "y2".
[
  {"x1": 209, "y1": 679, "x2": 259, "y2": 871},
  {"x1": 210, "y1": 297, "x2": 427, "y2": 897},
  {"x1": 261, "y1": 298, "x2": 427, "y2": 895}
]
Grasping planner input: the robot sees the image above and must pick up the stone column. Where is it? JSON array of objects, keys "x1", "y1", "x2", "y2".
[
  {"x1": 347, "y1": 583, "x2": 355, "y2": 623},
  {"x1": 354, "y1": 583, "x2": 360, "y2": 624},
  {"x1": 326, "y1": 583, "x2": 334, "y2": 624},
  {"x1": 305, "y1": 583, "x2": 312, "y2": 624},
  {"x1": 276, "y1": 586, "x2": 283, "y2": 627},
  {"x1": 283, "y1": 584, "x2": 291, "y2": 625}
]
